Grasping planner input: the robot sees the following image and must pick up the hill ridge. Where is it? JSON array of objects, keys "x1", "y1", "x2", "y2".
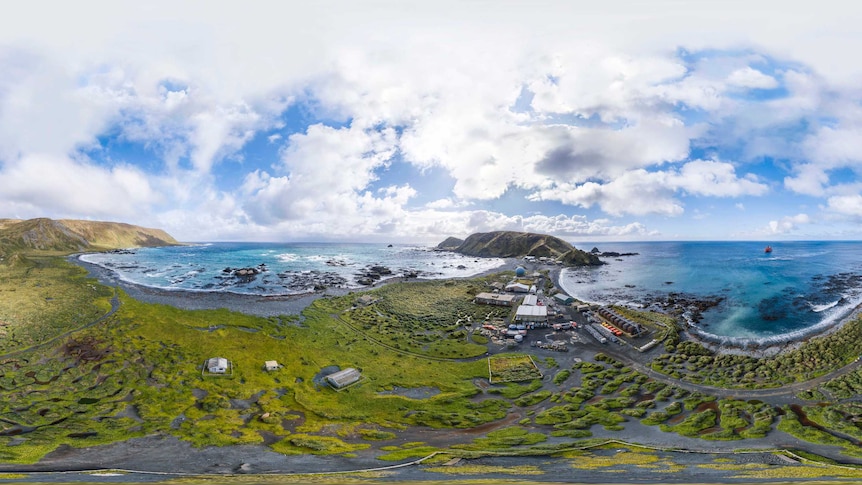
[
  {"x1": 440, "y1": 230, "x2": 602, "y2": 266},
  {"x1": 0, "y1": 218, "x2": 179, "y2": 255}
]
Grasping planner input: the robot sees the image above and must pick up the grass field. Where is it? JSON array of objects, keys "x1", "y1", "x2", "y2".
[
  {"x1": 4, "y1": 252, "x2": 862, "y2": 471},
  {"x1": 0, "y1": 255, "x2": 113, "y2": 354}
]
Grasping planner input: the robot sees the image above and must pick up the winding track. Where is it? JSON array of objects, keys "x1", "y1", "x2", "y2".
[{"x1": 0, "y1": 288, "x2": 120, "y2": 361}]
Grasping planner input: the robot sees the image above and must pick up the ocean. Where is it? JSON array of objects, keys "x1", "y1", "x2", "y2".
[
  {"x1": 559, "y1": 241, "x2": 862, "y2": 341},
  {"x1": 81, "y1": 240, "x2": 862, "y2": 342},
  {"x1": 79, "y1": 242, "x2": 506, "y2": 296}
]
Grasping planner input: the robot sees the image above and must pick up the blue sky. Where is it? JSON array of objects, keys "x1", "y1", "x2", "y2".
[{"x1": 2, "y1": 1, "x2": 862, "y2": 243}]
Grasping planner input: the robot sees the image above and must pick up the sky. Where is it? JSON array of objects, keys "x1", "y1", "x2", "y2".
[{"x1": 2, "y1": 1, "x2": 862, "y2": 243}]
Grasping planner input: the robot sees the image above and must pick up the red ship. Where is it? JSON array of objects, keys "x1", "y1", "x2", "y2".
[{"x1": 764, "y1": 245, "x2": 772, "y2": 253}]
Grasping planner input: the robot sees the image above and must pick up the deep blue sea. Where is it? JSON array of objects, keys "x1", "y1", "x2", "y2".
[{"x1": 560, "y1": 241, "x2": 862, "y2": 340}]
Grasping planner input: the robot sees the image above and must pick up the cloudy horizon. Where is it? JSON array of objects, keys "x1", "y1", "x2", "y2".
[{"x1": 3, "y1": 1, "x2": 862, "y2": 243}]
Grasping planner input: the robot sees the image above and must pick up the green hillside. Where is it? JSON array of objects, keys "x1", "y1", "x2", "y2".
[
  {"x1": 0, "y1": 218, "x2": 179, "y2": 255},
  {"x1": 445, "y1": 231, "x2": 602, "y2": 266}
]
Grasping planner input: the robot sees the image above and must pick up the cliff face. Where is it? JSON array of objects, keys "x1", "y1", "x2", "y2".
[
  {"x1": 442, "y1": 231, "x2": 602, "y2": 266},
  {"x1": 0, "y1": 218, "x2": 180, "y2": 254}
]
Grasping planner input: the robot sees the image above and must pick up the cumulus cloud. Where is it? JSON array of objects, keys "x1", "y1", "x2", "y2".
[
  {"x1": 766, "y1": 213, "x2": 811, "y2": 234},
  {"x1": 784, "y1": 164, "x2": 830, "y2": 196},
  {"x1": 826, "y1": 194, "x2": 862, "y2": 217},
  {"x1": 240, "y1": 123, "x2": 401, "y2": 230},
  {"x1": 0, "y1": 154, "x2": 156, "y2": 217},
  {"x1": 726, "y1": 67, "x2": 779, "y2": 89},
  {"x1": 2, "y1": 2, "x2": 862, "y2": 240},
  {"x1": 528, "y1": 160, "x2": 767, "y2": 216}
]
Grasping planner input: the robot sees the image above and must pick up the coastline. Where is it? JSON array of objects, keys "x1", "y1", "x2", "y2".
[
  {"x1": 79, "y1": 247, "x2": 862, "y2": 359},
  {"x1": 554, "y1": 264, "x2": 862, "y2": 358},
  {"x1": 14, "y1": 254, "x2": 857, "y2": 481},
  {"x1": 72, "y1": 254, "x2": 517, "y2": 317}
]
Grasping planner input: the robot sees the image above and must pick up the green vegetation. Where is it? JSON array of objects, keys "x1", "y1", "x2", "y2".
[
  {"x1": 823, "y1": 366, "x2": 862, "y2": 399},
  {"x1": 455, "y1": 426, "x2": 547, "y2": 450},
  {"x1": 651, "y1": 319, "x2": 862, "y2": 388},
  {"x1": 0, "y1": 255, "x2": 113, "y2": 354},
  {"x1": 377, "y1": 442, "x2": 440, "y2": 461},
  {"x1": 514, "y1": 390, "x2": 552, "y2": 407},
  {"x1": 340, "y1": 278, "x2": 509, "y2": 358},
  {"x1": 552, "y1": 369, "x2": 571, "y2": 385},
  {"x1": 452, "y1": 231, "x2": 598, "y2": 264},
  {"x1": 0, "y1": 218, "x2": 177, "y2": 255},
  {"x1": 488, "y1": 354, "x2": 542, "y2": 383},
  {"x1": 6, "y1": 239, "x2": 862, "y2": 472},
  {"x1": 488, "y1": 379, "x2": 543, "y2": 398},
  {"x1": 0, "y1": 264, "x2": 512, "y2": 462}
]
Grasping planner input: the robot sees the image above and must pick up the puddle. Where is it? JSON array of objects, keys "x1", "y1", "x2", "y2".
[
  {"x1": 312, "y1": 365, "x2": 341, "y2": 389},
  {"x1": 377, "y1": 386, "x2": 441, "y2": 399}
]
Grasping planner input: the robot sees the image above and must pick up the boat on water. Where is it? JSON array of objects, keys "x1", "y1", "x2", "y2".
[{"x1": 764, "y1": 245, "x2": 773, "y2": 253}]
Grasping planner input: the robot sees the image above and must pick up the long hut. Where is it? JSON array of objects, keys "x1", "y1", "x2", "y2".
[{"x1": 326, "y1": 368, "x2": 361, "y2": 389}]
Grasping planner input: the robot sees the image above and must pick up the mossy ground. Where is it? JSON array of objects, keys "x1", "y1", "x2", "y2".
[
  {"x1": 0, "y1": 255, "x2": 112, "y2": 354},
  {"x1": 4, "y1": 253, "x2": 862, "y2": 474}
]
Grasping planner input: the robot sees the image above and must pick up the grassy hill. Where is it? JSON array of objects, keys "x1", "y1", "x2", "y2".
[
  {"x1": 0, "y1": 218, "x2": 179, "y2": 255},
  {"x1": 445, "y1": 231, "x2": 602, "y2": 266}
]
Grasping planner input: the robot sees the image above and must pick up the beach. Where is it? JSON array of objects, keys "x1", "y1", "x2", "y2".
[{"x1": 73, "y1": 254, "x2": 516, "y2": 317}]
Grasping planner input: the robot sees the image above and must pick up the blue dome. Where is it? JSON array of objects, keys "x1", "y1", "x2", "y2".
[{"x1": 515, "y1": 266, "x2": 526, "y2": 277}]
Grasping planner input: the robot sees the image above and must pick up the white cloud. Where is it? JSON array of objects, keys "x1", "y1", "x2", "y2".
[
  {"x1": 826, "y1": 194, "x2": 862, "y2": 217},
  {"x1": 1, "y1": 2, "x2": 862, "y2": 241},
  {"x1": 0, "y1": 154, "x2": 156, "y2": 217},
  {"x1": 726, "y1": 67, "x2": 778, "y2": 89},
  {"x1": 241, "y1": 123, "x2": 400, "y2": 229},
  {"x1": 671, "y1": 160, "x2": 768, "y2": 197},
  {"x1": 766, "y1": 213, "x2": 810, "y2": 234},
  {"x1": 784, "y1": 164, "x2": 830, "y2": 197},
  {"x1": 528, "y1": 160, "x2": 766, "y2": 216}
]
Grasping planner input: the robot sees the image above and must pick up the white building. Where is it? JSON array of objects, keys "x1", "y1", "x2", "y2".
[
  {"x1": 514, "y1": 305, "x2": 548, "y2": 323},
  {"x1": 264, "y1": 360, "x2": 280, "y2": 371},
  {"x1": 475, "y1": 292, "x2": 518, "y2": 306},
  {"x1": 521, "y1": 294, "x2": 538, "y2": 306},
  {"x1": 326, "y1": 367, "x2": 361, "y2": 389},
  {"x1": 207, "y1": 357, "x2": 229, "y2": 374},
  {"x1": 506, "y1": 282, "x2": 530, "y2": 293}
]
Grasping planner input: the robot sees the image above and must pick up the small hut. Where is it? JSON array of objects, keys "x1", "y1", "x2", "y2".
[
  {"x1": 326, "y1": 368, "x2": 361, "y2": 389},
  {"x1": 207, "y1": 357, "x2": 229, "y2": 374},
  {"x1": 264, "y1": 360, "x2": 280, "y2": 371}
]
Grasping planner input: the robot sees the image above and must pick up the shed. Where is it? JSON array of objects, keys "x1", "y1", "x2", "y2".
[
  {"x1": 326, "y1": 367, "x2": 361, "y2": 389},
  {"x1": 506, "y1": 282, "x2": 530, "y2": 293},
  {"x1": 207, "y1": 357, "x2": 229, "y2": 374},
  {"x1": 475, "y1": 292, "x2": 517, "y2": 306},
  {"x1": 521, "y1": 294, "x2": 538, "y2": 306},
  {"x1": 515, "y1": 305, "x2": 548, "y2": 323},
  {"x1": 553, "y1": 293, "x2": 574, "y2": 305},
  {"x1": 264, "y1": 360, "x2": 280, "y2": 371}
]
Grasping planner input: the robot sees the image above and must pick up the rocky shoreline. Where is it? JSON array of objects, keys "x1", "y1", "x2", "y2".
[{"x1": 73, "y1": 255, "x2": 515, "y2": 318}]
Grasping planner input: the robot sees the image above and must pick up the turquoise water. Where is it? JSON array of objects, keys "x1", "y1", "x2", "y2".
[{"x1": 560, "y1": 241, "x2": 862, "y2": 339}]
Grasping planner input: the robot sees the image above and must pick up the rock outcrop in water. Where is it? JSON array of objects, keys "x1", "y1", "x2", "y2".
[
  {"x1": 590, "y1": 247, "x2": 640, "y2": 258},
  {"x1": 439, "y1": 231, "x2": 602, "y2": 266}
]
